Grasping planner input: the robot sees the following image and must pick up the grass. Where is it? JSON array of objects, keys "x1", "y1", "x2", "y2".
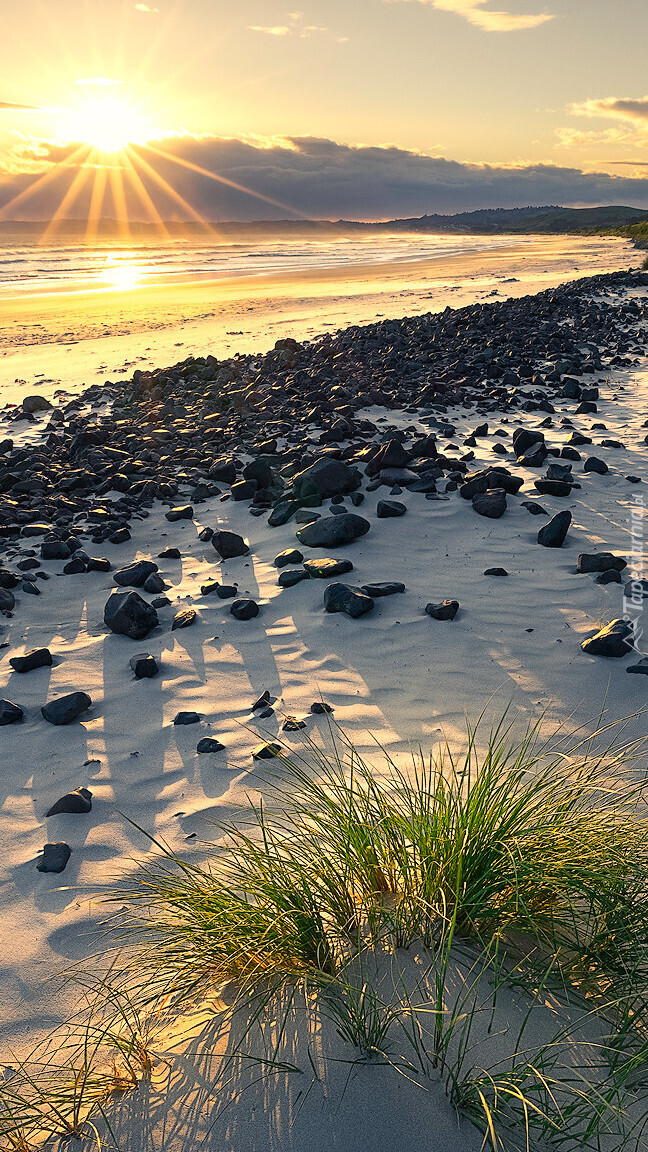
[{"x1": 3, "y1": 710, "x2": 648, "y2": 1151}]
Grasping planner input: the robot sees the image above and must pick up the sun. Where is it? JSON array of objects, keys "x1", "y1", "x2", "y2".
[{"x1": 61, "y1": 94, "x2": 152, "y2": 154}]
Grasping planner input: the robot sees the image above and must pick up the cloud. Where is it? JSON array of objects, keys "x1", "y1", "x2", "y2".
[
  {"x1": 248, "y1": 25, "x2": 291, "y2": 35},
  {"x1": 3, "y1": 133, "x2": 648, "y2": 221},
  {"x1": 390, "y1": 0, "x2": 554, "y2": 32},
  {"x1": 248, "y1": 13, "x2": 335, "y2": 39},
  {"x1": 0, "y1": 101, "x2": 41, "y2": 111},
  {"x1": 134, "y1": 3, "x2": 159, "y2": 11},
  {"x1": 571, "y1": 96, "x2": 648, "y2": 124},
  {"x1": 74, "y1": 78, "x2": 124, "y2": 87}
]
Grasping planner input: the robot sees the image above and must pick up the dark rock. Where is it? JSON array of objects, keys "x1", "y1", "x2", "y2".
[
  {"x1": 534, "y1": 480, "x2": 572, "y2": 497},
  {"x1": 310, "y1": 701, "x2": 334, "y2": 714},
  {"x1": 472, "y1": 490, "x2": 507, "y2": 518},
  {"x1": 0, "y1": 569, "x2": 19, "y2": 589},
  {"x1": 360, "y1": 581, "x2": 406, "y2": 596},
  {"x1": 41, "y1": 691, "x2": 92, "y2": 725},
  {"x1": 104, "y1": 591, "x2": 159, "y2": 639},
  {"x1": 87, "y1": 557, "x2": 111, "y2": 573},
  {"x1": 297, "y1": 513, "x2": 371, "y2": 549},
  {"x1": 212, "y1": 530, "x2": 249, "y2": 559},
  {"x1": 577, "y1": 553, "x2": 626, "y2": 573},
  {"x1": 521, "y1": 501, "x2": 548, "y2": 516},
  {"x1": 45, "y1": 787, "x2": 92, "y2": 817},
  {"x1": 624, "y1": 578, "x2": 648, "y2": 600},
  {"x1": 252, "y1": 690, "x2": 273, "y2": 711},
  {"x1": 484, "y1": 568, "x2": 508, "y2": 576},
  {"x1": 9, "y1": 647, "x2": 52, "y2": 673},
  {"x1": 627, "y1": 659, "x2": 648, "y2": 676},
  {"x1": 425, "y1": 599, "x2": 459, "y2": 620},
  {"x1": 282, "y1": 716, "x2": 307, "y2": 731},
  {"x1": 512, "y1": 428, "x2": 544, "y2": 457},
  {"x1": 279, "y1": 569, "x2": 311, "y2": 587},
  {"x1": 253, "y1": 742, "x2": 282, "y2": 760},
  {"x1": 129, "y1": 653, "x2": 159, "y2": 678},
  {"x1": 274, "y1": 548, "x2": 304, "y2": 568},
  {"x1": 165, "y1": 505, "x2": 194, "y2": 522},
  {"x1": 0, "y1": 699, "x2": 23, "y2": 725},
  {"x1": 23, "y1": 394, "x2": 53, "y2": 414},
  {"x1": 584, "y1": 456, "x2": 609, "y2": 475},
  {"x1": 37, "y1": 842, "x2": 71, "y2": 873},
  {"x1": 323, "y1": 583, "x2": 374, "y2": 617},
  {"x1": 537, "y1": 510, "x2": 572, "y2": 548},
  {"x1": 292, "y1": 457, "x2": 361, "y2": 500},
  {"x1": 113, "y1": 560, "x2": 158, "y2": 588},
  {"x1": 158, "y1": 547, "x2": 181, "y2": 559},
  {"x1": 232, "y1": 480, "x2": 256, "y2": 501},
  {"x1": 376, "y1": 500, "x2": 407, "y2": 518},
  {"x1": 303, "y1": 557, "x2": 353, "y2": 578},
  {"x1": 0, "y1": 588, "x2": 15, "y2": 613},
  {"x1": 197, "y1": 737, "x2": 225, "y2": 752},
  {"x1": 172, "y1": 608, "x2": 197, "y2": 630},
  {"x1": 581, "y1": 619, "x2": 634, "y2": 658},
  {"x1": 596, "y1": 569, "x2": 622, "y2": 585},
  {"x1": 41, "y1": 540, "x2": 71, "y2": 561},
  {"x1": 173, "y1": 711, "x2": 202, "y2": 725},
  {"x1": 143, "y1": 572, "x2": 166, "y2": 594},
  {"x1": 230, "y1": 598, "x2": 259, "y2": 620}
]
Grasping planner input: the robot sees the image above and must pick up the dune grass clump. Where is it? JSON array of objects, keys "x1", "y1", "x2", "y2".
[{"x1": 3, "y1": 711, "x2": 648, "y2": 1151}]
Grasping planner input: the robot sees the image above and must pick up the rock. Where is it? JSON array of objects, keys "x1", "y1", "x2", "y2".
[
  {"x1": 274, "y1": 548, "x2": 304, "y2": 568},
  {"x1": 512, "y1": 428, "x2": 544, "y2": 457},
  {"x1": 624, "y1": 578, "x2": 648, "y2": 600},
  {"x1": 310, "y1": 701, "x2": 334, "y2": 714},
  {"x1": 211, "y1": 530, "x2": 249, "y2": 559},
  {"x1": 113, "y1": 560, "x2": 158, "y2": 588},
  {"x1": 41, "y1": 540, "x2": 71, "y2": 560},
  {"x1": 41, "y1": 692, "x2": 92, "y2": 725},
  {"x1": 577, "y1": 553, "x2": 627, "y2": 574},
  {"x1": 0, "y1": 588, "x2": 15, "y2": 613},
  {"x1": 143, "y1": 572, "x2": 166, "y2": 594},
  {"x1": 303, "y1": 557, "x2": 353, "y2": 578},
  {"x1": 197, "y1": 737, "x2": 225, "y2": 752},
  {"x1": 472, "y1": 490, "x2": 507, "y2": 518},
  {"x1": 537, "y1": 510, "x2": 572, "y2": 548},
  {"x1": 104, "y1": 591, "x2": 159, "y2": 639},
  {"x1": 129, "y1": 653, "x2": 159, "y2": 678},
  {"x1": 596, "y1": 569, "x2": 622, "y2": 585},
  {"x1": 23, "y1": 394, "x2": 53, "y2": 414},
  {"x1": 158, "y1": 547, "x2": 181, "y2": 559},
  {"x1": 425, "y1": 599, "x2": 459, "y2": 620},
  {"x1": 172, "y1": 608, "x2": 197, "y2": 630},
  {"x1": 88, "y1": 557, "x2": 111, "y2": 573},
  {"x1": 0, "y1": 569, "x2": 19, "y2": 589},
  {"x1": 279, "y1": 569, "x2": 310, "y2": 587},
  {"x1": 323, "y1": 583, "x2": 374, "y2": 617},
  {"x1": 292, "y1": 457, "x2": 362, "y2": 500},
  {"x1": 627, "y1": 659, "x2": 648, "y2": 676},
  {"x1": 581, "y1": 619, "x2": 634, "y2": 658},
  {"x1": 484, "y1": 567, "x2": 508, "y2": 576},
  {"x1": 584, "y1": 457, "x2": 609, "y2": 475},
  {"x1": 109, "y1": 528, "x2": 131, "y2": 544},
  {"x1": 534, "y1": 480, "x2": 572, "y2": 497},
  {"x1": 63, "y1": 557, "x2": 88, "y2": 575},
  {"x1": 360, "y1": 581, "x2": 406, "y2": 596},
  {"x1": 165, "y1": 505, "x2": 194, "y2": 522},
  {"x1": 37, "y1": 842, "x2": 71, "y2": 873},
  {"x1": 231, "y1": 480, "x2": 256, "y2": 501},
  {"x1": 252, "y1": 690, "x2": 273, "y2": 711},
  {"x1": 376, "y1": 500, "x2": 407, "y2": 518},
  {"x1": 151, "y1": 596, "x2": 170, "y2": 609},
  {"x1": 521, "y1": 501, "x2": 548, "y2": 516},
  {"x1": 297, "y1": 513, "x2": 371, "y2": 549},
  {"x1": 282, "y1": 716, "x2": 307, "y2": 731},
  {"x1": 253, "y1": 742, "x2": 282, "y2": 760},
  {"x1": 45, "y1": 787, "x2": 92, "y2": 817},
  {"x1": 173, "y1": 711, "x2": 202, "y2": 725},
  {"x1": 0, "y1": 699, "x2": 23, "y2": 725},
  {"x1": 230, "y1": 598, "x2": 259, "y2": 620},
  {"x1": 9, "y1": 647, "x2": 52, "y2": 673}
]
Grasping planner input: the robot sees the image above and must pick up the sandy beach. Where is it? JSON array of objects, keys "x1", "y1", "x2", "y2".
[
  {"x1": 0, "y1": 233, "x2": 639, "y2": 407},
  {"x1": 1, "y1": 253, "x2": 648, "y2": 1151}
]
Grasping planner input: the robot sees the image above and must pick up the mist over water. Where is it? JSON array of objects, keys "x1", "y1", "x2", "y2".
[{"x1": 0, "y1": 231, "x2": 529, "y2": 296}]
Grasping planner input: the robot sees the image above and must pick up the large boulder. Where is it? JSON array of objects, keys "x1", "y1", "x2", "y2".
[
  {"x1": 292, "y1": 458, "x2": 362, "y2": 500},
  {"x1": 297, "y1": 513, "x2": 370, "y2": 549},
  {"x1": 104, "y1": 591, "x2": 159, "y2": 639}
]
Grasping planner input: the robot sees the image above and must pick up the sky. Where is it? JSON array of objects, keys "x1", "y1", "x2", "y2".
[{"x1": 1, "y1": 0, "x2": 648, "y2": 222}]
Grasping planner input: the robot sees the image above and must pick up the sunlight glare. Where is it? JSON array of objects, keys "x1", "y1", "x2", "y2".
[{"x1": 61, "y1": 95, "x2": 152, "y2": 154}]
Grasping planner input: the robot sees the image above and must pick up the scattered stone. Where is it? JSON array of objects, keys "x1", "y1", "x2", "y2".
[
  {"x1": 303, "y1": 557, "x2": 353, "y2": 578},
  {"x1": 274, "y1": 548, "x2": 304, "y2": 568},
  {"x1": 253, "y1": 742, "x2": 282, "y2": 760},
  {"x1": 158, "y1": 547, "x2": 181, "y2": 559},
  {"x1": 9, "y1": 647, "x2": 52, "y2": 673},
  {"x1": 360, "y1": 581, "x2": 406, "y2": 596},
  {"x1": 581, "y1": 619, "x2": 634, "y2": 658},
  {"x1": 172, "y1": 608, "x2": 197, "y2": 630},
  {"x1": 143, "y1": 572, "x2": 166, "y2": 594},
  {"x1": 292, "y1": 457, "x2": 361, "y2": 499},
  {"x1": 173, "y1": 711, "x2": 202, "y2": 725},
  {"x1": 113, "y1": 560, "x2": 158, "y2": 588},
  {"x1": 537, "y1": 510, "x2": 572, "y2": 548},
  {"x1": 596, "y1": 569, "x2": 622, "y2": 585},
  {"x1": 0, "y1": 699, "x2": 23, "y2": 725},
  {"x1": 45, "y1": 787, "x2": 92, "y2": 817},
  {"x1": 41, "y1": 692, "x2": 92, "y2": 725},
  {"x1": 577, "y1": 553, "x2": 627, "y2": 574},
  {"x1": 230, "y1": 598, "x2": 259, "y2": 620},
  {"x1": 0, "y1": 588, "x2": 15, "y2": 613},
  {"x1": 297, "y1": 513, "x2": 371, "y2": 549},
  {"x1": 165, "y1": 505, "x2": 194, "y2": 522},
  {"x1": 584, "y1": 457, "x2": 609, "y2": 475},
  {"x1": 376, "y1": 500, "x2": 407, "y2": 518},
  {"x1": 197, "y1": 736, "x2": 225, "y2": 752},
  {"x1": 521, "y1": 501, "x2": 548, "y2": 516},
  {"x1": 129, "y1": 653, "x2": 159, "y2": 678},
  {"x1": 282, "y1": 716, "x2": 307, "y2": 731},
  {"x1": 425, "y1": 599, "x2": 459, "y2": 620},
  {"x1": 37, "y1": 842, "x2": 71, "y2": 873},
  {"x1": 279, "y1": 569, "x2": 310, "y2": 587},
  {"x1": 624, "y1": 578, "x2": 648, "y2": 600},
  {"x1": 252, "y1": 690, "x2": 272, "y2": 710},
  {"x1": 534, "y1": 480, "x2": 572, "y2": 497},
  {"x1": 627, "y1": 659, "x2": 648, "y2": 676},
  {"x1": 310, "y1": 701, "x2": 334, "y2": 713},
  {"x1": 212, "y1": 530, "x2": 249, "y2": 559},
  {"x1": 323, "y1": 583, "x2": 374, "y2": 617},
  {"x1": 472, "y1": 490, "x2": 507, "y2": 518},
  {"x1": 104, "y1": 591, "x2": 159, "y2": 639},
  {"x1": 484, "y1": 568, "x2": 508, "y2": 576}
]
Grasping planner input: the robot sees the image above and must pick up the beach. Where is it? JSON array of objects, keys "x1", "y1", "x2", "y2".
[{"x1": 1, "y1": 244, "x2": 648, "y2": 1151}]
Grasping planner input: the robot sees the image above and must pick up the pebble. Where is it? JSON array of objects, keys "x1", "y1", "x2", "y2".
[
  {"x1": 172, "y1": 608, "x2": 197, "y2": 630},
  {"x1": 253, "y1": 742, "x2": 282, "y2": 760},
  {"x1": 45, "y1": 787, "x2": 92, "y2": 817},
  {"x1": 104, "y1": 591, "x2": 159, "y2": 639},
  {"x1": 484, "y1": 567, "x2": 508, "y2": 576},
  {"x1": 0, "y1": 699, "x2": 23, "y2": 725},
  {"x1": 41, "y1": 692, "x2": 92, "y2": 726},
  {"x1": 37, "y1": 842, "x2": 71, "y2": 873},
  {"x1": 323, "y1": 583, "x2": 374, "y2": 617},
  {"x1": 425, "y1": 599, "x2": 459, "y2": 620},
  {"x1": 230, "y1": 598, "x2": 259, "y2": 620},
  {"x1": 197, "y1": 737, "x2": 225, "y2": 752},
  {"x1": 173, "y1": 711, "x2": 202, "y2": 725},
  {"x1": 129, "y1": 653, "x2": 159, "y2": 678},
  {"x1": 9, "y1": 647, "x2": 52, "y2": 673},
  {"x1": 581, "y1": 619, "x2": 634, "y2": 657},
  {"x1": 310, "y1": 701, "x2": 334, "y2": 713}
]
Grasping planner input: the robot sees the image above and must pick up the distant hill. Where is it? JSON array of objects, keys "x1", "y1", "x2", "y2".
[{"x1": 1, "y1": 204, "x2": 648, "y2": 243}]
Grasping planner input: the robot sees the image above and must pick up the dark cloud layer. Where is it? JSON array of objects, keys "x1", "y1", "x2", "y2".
[{"x1": 2, "y1": 134, "x2": 648, "y2": 221}]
